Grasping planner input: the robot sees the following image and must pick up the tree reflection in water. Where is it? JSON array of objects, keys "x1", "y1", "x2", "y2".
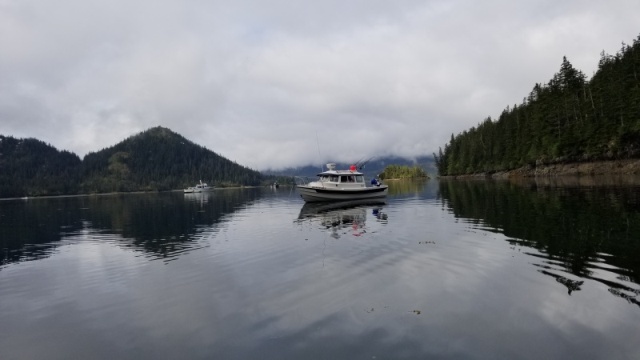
[
  {"x1": 0, "y1": 188, "x2": 261, "y2": 267},
  {"x1": 438, "y1": 176, "x2": 640, "y2": 307}
]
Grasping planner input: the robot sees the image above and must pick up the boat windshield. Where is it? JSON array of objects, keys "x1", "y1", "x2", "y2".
[
  {"x1": 339, "y1": 175, "x2": 363, "y2": 183},
  {"x1": 319, "y1": 175, "x2": 339, "y2": 182}
]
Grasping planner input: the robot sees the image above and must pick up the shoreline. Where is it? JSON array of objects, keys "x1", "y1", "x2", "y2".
[
  {"x1": 442, "y1": 159, "x2": 640, "y2": 179},
  {"x1": 0, "y1": 185, "x2": 276, "y2": 201}
]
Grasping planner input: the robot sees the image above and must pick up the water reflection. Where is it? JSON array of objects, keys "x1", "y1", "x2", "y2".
[
  {"x1": 296, "y1": 200, "x2": 388, "y2": 238},
  {"x1": 386, "y1": 178, "x2": 430, "y2": 196},
  {"x1": 0, "y1": 188, "x2": 262, "y2": 267},
  {"x1": 3, "y1": 180, "x2": 640, "y2": 359},
  {"x1": 513, "y1": 174, "x2": 640, "y2": 188},
  {"x1": 183, "y1": 191, "x2": 215, "y2": 207},
  {"x1": 536, "y1": 266, "x2": 585, "y2": 295},
  {"x1": 438, "y1": 178, "x2": 640, "y2": 307}
]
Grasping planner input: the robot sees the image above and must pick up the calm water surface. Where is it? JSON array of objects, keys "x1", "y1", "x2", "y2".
[{"x1": 1, "y1": 179, "x2": 639, "y2": 359}]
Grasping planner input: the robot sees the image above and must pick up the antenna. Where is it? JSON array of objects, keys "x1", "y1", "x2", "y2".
[
  {"x1": 356, "y1": 157, "x2": 373, "y2": 170},
  {"x1": 316, "y1": 130, "x2": 322, "y2": 171}
]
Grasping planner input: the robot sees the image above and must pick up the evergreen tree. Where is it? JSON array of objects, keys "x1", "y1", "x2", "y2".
[{"x1": 437, "y1": 34, "x2": 640, "y2": 175}]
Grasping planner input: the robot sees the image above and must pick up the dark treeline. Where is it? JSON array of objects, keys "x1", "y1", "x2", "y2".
[
  {"x1": 435, "y1": 34, "x2": 640, "y2": 175},
  {"x1": 0, "y1": 127, "x2": 281, "y2": 198},
  {"x1": 0, "y1": 135, "x2": 82, "y2": 197}
]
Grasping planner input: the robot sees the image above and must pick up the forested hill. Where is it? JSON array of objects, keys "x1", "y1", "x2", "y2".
[
  {"x1": 434, "y1": 34, "x2": 640, "y2": 176},
  {"x1": 0, "y1": 135, "x2": 82, "y2": 197},
  {"x1": 0, "y1": 127, "x2": 265, "y2": 198},
  {"x1": 80, "y1": 127, "x2": 263, "y2": 193}
]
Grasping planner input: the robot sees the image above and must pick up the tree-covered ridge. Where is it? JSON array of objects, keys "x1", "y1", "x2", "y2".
[
  {"x1": 379, "y1": 164, "x2": 428, "y2": 179},
  {"x1": 0, "y1": 135, "x2": 81, "y2": 197},
  {"x1": 80, "y1": 126, "x2": 263, "y2": 193},
  {"x1": 0, "y1": 127, "x2": 274, "y2": 198},
  {"x1": 435, "y1": 34, "x2": 640, "y2": 176}
]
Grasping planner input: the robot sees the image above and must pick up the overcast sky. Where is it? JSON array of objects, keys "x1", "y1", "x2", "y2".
[{"x1": 1, "y1": 0, "x2": 638, "y2": 170}]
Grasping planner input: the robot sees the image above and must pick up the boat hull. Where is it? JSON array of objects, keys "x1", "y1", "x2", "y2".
[{"x1": 297, "y1": 185, "x2": 388, "y2": 202}]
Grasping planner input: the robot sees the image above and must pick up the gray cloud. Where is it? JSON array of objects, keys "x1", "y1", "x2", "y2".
[{"x1": 1, "y1": 0, "x2": 638, "y2": 170}]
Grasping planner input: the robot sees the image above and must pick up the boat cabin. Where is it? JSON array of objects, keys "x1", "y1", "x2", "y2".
[
  {"x1": 317, "y1": 174, "x2": 365, "y2": 184},
  {"x1": 310, "y1": 164, "x2": 367, "y2": 189}
]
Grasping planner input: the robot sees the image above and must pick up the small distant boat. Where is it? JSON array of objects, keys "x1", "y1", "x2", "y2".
[
  {"x1": 184, "y1": 180, "x2": 213, "y2": 193},
  {"x1": 296, "y1": 163, "x2": 388, "y2": 202}
]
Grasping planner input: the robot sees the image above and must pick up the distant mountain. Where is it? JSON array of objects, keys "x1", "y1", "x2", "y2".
[
  {"x1": 0, "y1": 135, "x2": 81, "y2": 197},
  {"x1": 264, "y1": 156, "x2": 436, "y2": 179},
  {"x1": 80, "y1": 126, "x2": 263, "y2": 193}
]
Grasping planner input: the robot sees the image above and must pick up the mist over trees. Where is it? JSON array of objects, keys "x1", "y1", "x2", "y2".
[{"x1": 435, "y1": 34, "x2": 640, "y2": 176}]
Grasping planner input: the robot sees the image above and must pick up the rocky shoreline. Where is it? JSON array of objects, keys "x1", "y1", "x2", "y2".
[{"x1": 445, "y1": 159, "x2": 640, "y2": 179}]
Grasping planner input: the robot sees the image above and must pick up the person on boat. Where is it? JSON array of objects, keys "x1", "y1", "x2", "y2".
[{"x1": 371, "y1": 176, "x2": 381, "y2": 187}]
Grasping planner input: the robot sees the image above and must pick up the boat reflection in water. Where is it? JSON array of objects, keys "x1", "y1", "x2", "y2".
[{"x1": 296, "y1": 199, "x2": 387, "y2": 239}]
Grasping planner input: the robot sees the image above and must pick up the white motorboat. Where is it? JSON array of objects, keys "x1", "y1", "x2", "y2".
[
  {"x1": 296, "y1": 163, "x2": 388, "y2": 202},
  {"x1": 183, "y1": 180, "x2": 213, "y2": 193}
]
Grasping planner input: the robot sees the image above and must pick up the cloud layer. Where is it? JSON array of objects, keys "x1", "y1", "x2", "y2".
[{"x1": 1, "y1": 0, "x2": 639, "y2": 170}]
